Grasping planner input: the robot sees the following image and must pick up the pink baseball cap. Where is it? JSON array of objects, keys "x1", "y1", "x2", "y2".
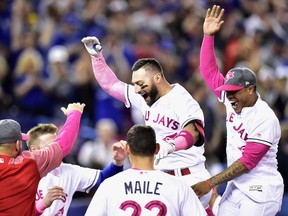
[
  {"x1": 0, "y1": 119, "x2": 29, "y2": 144},
  {"x1": 216, "y1": 67, "x2": 256, "y2": 91}
]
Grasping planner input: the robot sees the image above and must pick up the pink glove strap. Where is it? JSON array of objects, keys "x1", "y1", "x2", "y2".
[{"x1": 173, "y1": 130, "x2": 194, "y2": 151}]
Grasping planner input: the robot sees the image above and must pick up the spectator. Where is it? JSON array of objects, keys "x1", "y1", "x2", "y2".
[{"x1": 77, "y1": 118, "x2": 120, "y2": 169}]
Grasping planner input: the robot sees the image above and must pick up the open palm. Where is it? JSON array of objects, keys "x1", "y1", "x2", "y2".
[{"x1": 203, "y1": 5, "x2": 225, "y2": 36}]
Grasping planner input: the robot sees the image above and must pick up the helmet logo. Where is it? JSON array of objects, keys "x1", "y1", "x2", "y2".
[{"x1": 225, "y1": 71, "x2": 234, "y2": 81}]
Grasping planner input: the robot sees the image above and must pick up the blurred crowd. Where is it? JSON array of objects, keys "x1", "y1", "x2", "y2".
[{"x1": 0, "y1": 0, "x2": 288, "y2": 195}]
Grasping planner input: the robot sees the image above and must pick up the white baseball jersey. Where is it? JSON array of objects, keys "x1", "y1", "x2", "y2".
[
  {"x1": 125, "y1": 83, "x2": 206, "y2": 170},
  {"x1": 85, "y1": 168, "x2": 207, "y2": 216},
  {"x1": 220, "y1": 92, "x2": 284, "y2": 205},
  {"x1": 35, "y1": 163, "x2": 99, "y2": 216}
]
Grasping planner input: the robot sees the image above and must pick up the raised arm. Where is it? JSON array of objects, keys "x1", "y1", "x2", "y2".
[
  {"x1": 28, "y1": 103, "x2": 85, "y2": 177},
  {"x1": 55, "y1": 103, "x2": 85, "y2": 157},
  {"x1": 81, "y1": 36, "x2": 126, "y2": 103},
  {"x1": 199, "y1": 5, "x2": 225, "y2": 99}
]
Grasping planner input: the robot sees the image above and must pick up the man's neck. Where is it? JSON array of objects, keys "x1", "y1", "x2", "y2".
[{"x1": 130, "y1": 156, "x2": 154, "y2": 170}]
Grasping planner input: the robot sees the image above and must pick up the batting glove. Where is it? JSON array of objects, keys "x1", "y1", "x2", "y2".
[
  {"x1": 155, "y1": 142, "x2": 175, "y2": 162},
  {"x1": 81, "y1": 36, "x2": 103, "y2": 56}
]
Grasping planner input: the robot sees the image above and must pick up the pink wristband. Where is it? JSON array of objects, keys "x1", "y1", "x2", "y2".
[
  {"x1": 35, "y1": 199, "x2": 45, "y2": 215},
  {"x1": 173, "y1": 130, "x2": 194, "y2": 150}
]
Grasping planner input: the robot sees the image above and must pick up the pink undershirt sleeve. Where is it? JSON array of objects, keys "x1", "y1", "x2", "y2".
[
  {"x1": 91, "y1": 54, "x2": 126, "y2": 103},
  {"x1": 55, "y1": 110, "x2": 82, "y2": 158},
  {"x1": 199, "y1": 35, "x2": 225, "y2": 99},
  {"x1": 239, "y1": 142, "x2": 270, "y2": 171},
  {"x1": 35, "y1": 199, "x2": 45, "y2": 216},
  {"x1": 23, "y1": 110, "x2": 82, "y2": 178}
]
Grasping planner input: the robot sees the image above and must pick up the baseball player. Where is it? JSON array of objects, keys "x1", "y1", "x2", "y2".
[
  {"x1": 192, "y1": 5, "x2": 284, "y2": 216},
  {"x1": 0, "y1": 102, "x2": 84, "y2": 216},
  {"x1": 81, "y1": 36, "x2": 213, "y2": 213},
  {"x1": 26, "y1": 123, "x2": 127, "y2": 216},
  {"x1": 85, "y1": 125, "x2": 206, "y2": 216}
]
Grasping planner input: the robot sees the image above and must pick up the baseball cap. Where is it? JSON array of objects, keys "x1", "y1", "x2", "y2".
[
  {"x1": 216, "y1": 67, "x2": 256, "y2": 91},
  {"x1": 0, "y1": 119, "x2": 29, "y2": 144}
]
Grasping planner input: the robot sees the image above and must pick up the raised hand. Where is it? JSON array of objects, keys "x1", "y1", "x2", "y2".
[
  {"x1": 112, "y1": 140, "x2": 127, "y2": 166},
  {"x1": 61, "y1": 102, "x2": 85, "y2": 115},
  {"x1": 81, "y1": 36, "x2": 102, "y2": 56},
  {"x1": 203, "y1": 5, "x2": 224, "y2": 36}
]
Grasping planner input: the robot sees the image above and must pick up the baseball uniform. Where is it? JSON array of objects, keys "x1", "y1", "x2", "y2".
[
  {"x1": 85, "y1": 168, "x2": 207, "y2": 216},
  {"x1": 36, "y1": 163, "x2": 99, "y2": 216},
  {"x1": 83, "y1": 51, "x2": 212, "y2": 208},
  {"x1": 0, "y1": 111, "x2": 82, "y2": 216},
  {"x1": 217, "y1": 93, "x2": 284, "y2": 214},
  {"x1": 200, "y1": 35, "x2": 284, "y2": 215}
]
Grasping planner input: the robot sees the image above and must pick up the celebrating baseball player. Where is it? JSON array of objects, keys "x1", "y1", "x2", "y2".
[
  {"x1": 85, "y1": 125, "x2": 207, "y2": 216},
  {"x1": 26, "y1": 123, "x2": 127, "y2": 216},
  {"x1": 192, "y1": 5, "x2": 284, "y2": 216},
  {"x1": 0, "y1": 102, "x2": 84, "y2": 215},
  {"x1": 81, "y1": 35, "x2": 213, "y2": 213}
]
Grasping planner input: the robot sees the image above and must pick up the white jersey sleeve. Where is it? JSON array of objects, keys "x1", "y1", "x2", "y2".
[{"x1": 85, "y1": 169, "x2": 206, "y2": 216}]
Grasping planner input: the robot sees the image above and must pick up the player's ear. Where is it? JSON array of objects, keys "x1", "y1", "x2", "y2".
[
  {"x1": 155, "y1": 143, "x2": 160, "y2": 154},
  {"x1": 125, "y1": 143, "x2": 130, "y2": 154},
  {"x1": 154, "y1": 73, "x2": 161, "y2": 83},
  {"x1": 15, "y1": 140, "x2": 22, "y2": 152},
  {"x1": 29, "y1": 145, "x2": 37, "y2": 151}
]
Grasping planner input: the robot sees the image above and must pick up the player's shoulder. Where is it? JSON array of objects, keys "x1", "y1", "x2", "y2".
[
  {"x1": 54, "y1": 163, "x2": 84, "y2": 173},
  {"x1": 171, "y1": 83, "x2": 198, "y2": 102},
  {"x1": 255, "y1": 98, "x2": 279, "y2": 121}
]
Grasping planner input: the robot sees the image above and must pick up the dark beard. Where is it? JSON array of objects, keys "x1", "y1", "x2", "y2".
[{"x1": 147, "y1": 85, "x2": 158, "y2": 106}]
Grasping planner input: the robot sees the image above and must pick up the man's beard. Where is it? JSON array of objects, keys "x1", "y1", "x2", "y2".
[{"x1": 147, "y1": 84, "x2": 158, "y2": 106}]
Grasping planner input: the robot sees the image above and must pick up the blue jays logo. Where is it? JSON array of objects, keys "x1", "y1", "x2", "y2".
[{"x1": 225, "y1": 71, "x2": 234, "y2": 81}]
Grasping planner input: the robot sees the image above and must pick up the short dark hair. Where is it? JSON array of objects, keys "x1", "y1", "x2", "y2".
[
  {"x1": 27, "y1": 124, "x2": 58, "y2": 148},
  {"x1": 132, "y1": 58, "x2": 163, "y2": 76},
  {"x1": 126, "y1": 125, "x2": 156, "y2": 156}
]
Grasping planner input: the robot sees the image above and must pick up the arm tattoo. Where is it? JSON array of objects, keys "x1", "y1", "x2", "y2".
[{"x1": 209, "y1": 160, "x2": 249, "y2": 187}]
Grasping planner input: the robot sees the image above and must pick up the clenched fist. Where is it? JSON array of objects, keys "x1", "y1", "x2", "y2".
[{"x1": 81, "y1": 36, "x2": 102, "y2": 56}]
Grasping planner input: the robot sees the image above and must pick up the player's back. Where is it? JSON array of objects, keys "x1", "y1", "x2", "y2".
[{"x1": 85, "y1": 169, "x2": 206, "y2": 216}]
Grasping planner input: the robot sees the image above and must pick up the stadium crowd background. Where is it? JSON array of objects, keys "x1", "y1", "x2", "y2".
[{"x1": 0, "y1": 0, "x2": 287, "y2": 214}]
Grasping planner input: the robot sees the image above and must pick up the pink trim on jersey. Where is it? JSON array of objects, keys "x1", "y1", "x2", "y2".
[
  {"x1": 55, "y1": 110, "x2": 81, "y2": 157},
  {"x1": 91, "y1": 54, "x2": 126, "y2": 103},
  {"x1": 35, "y1": 199, "x2": 45, "y2": 215},
  {"x1": 173, "y1": 130, "x2": 194, "y2": 151},
  {"x1": 239, "y1": 142, "x2": 270, "y2": 171},
  {"x1": 199, "y1": 35, "x2": 225, "y2": 99}
]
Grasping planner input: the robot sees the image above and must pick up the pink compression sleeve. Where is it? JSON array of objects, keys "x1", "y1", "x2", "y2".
[
  {"x1": 35, "y1": 199, "x2": 45, "y2": 215},
  {"x1": 239, "y1": 142, "x2": 270, "y2": 171},
  {"x1": 173, "y1": 130, "x2": 194, "y2": 150},
  {"x1": 199, "y1": 35, "x2": 225, "y2": 99},
  {"x1": 55, "y1": 110, "x2": 81, "y2": 158},
  {"x1": 91, "y1": 54, "x2": 126, "y2": 103}
]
